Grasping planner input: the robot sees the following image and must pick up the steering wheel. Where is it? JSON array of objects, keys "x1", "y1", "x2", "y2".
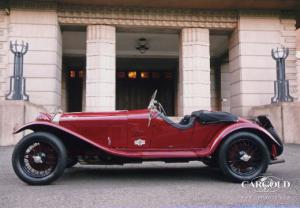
[{"x1": 147, "y1": 90, "x2": 167, "y2": 126}]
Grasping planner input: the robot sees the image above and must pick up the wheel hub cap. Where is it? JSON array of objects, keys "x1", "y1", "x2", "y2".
[
  {"x1": 32, "y1": 154, "x2": 44, "y2": 164},
  {"x1": 239, "y1": 151, "x2": 251, "y2": 162}
]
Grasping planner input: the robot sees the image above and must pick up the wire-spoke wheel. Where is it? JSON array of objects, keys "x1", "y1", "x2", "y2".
[
  {"x1": 227, "y1": 139, "x2": 262, "y2": 176},
  {"x1": 218, "y1": 132, "x2": 270, "y2": 182},
  {"x1": 12, "y1": 132, "x2": 67, "y2": 185},
  {"x1": 21, "y1": 142, "x2": 58, "y2": 178}
]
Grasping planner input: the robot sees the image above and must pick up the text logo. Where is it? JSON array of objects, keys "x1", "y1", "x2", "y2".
[{"x1": 241, "y1": 176, "x2": 291, "y2": 192}]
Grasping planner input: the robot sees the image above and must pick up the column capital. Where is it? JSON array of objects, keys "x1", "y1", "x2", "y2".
[
  {"x1": 181, "y1": 28, "x2": 209, "y2": 44},
  {"x1": 87, "y1": 25, "x2": 116, "y2": 42}
]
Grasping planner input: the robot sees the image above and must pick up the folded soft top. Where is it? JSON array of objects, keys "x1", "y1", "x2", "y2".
[{"x1": 191, "y1": 110, "x2": 238, "y2": 124}]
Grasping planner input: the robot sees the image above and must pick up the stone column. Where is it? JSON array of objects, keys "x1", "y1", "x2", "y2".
[
  {"x1": 220, "y1": 63, "x2": 231, "y2": 112},
  {"x1": 178, "y1": 28, "x2": 210, "y2": 116},
  {"x1": 0, "y1": 11, "x2": 8, "y2": 100},
  {"x1": 229, "y1": 14, "x2": 281, "y2": 116},
  {"x1": 86, "y1": 25, "x2": 116, "y2": 112},
  {"x1": 296, "y1": 28, "x2": 300, "y2": 99}
]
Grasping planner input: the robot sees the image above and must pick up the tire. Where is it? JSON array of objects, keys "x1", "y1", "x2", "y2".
[
  {"x1": 218, "y1": 132, "x2": 270, "y2": 182},
  {"x1": 12, "y1": 132, "x2": 67, "y2": 185}
]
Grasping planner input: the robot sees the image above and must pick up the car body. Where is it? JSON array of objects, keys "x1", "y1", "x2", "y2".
[{"x1": 12, "y1": 91, "x2": 284, "y2": 185}]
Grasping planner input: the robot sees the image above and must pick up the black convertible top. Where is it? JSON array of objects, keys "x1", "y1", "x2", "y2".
[{"x1": 191, "y1": 110, "x2": 238, "y2": 124}]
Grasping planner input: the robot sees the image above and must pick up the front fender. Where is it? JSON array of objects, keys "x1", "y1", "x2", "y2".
[
  {"x1": 14, "y1": 121, "x2": 110, "y2": 150},
  {"x1": 208, "y1": 122, "x2": 283, "y2": 156},
  {"x1": 14, "y1": 121, "x2": 55, "y2": 134},
  {"x1": 14, "y1": 121, "x2": 142, "y2": 158}
]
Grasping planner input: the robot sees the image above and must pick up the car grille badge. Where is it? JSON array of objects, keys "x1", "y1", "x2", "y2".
[{"x1": 134, "y1": 138, "x2": 145, "y2": 146}]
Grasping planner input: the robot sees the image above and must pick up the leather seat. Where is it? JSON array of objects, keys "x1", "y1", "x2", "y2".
[
  {"x1": 179, "y1": 115, "x2": 191, "y2": 125},
  {"x1": 158, "y1": 110, "x2": 238, "y2": 129}
]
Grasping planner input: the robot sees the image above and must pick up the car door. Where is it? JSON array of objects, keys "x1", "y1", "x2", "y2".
[
  {"x1": 126, "y1": 109, "x2": 152, "y2": 149},
  {"x1": 149, "y1": 114, "x2": 194, "y2": 149}
]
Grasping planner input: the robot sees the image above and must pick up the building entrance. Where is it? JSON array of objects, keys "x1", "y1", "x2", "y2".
[
  {"x1": 63, "y1": 57, "x2": 85, "y2": 112},
  {"x1": 116, "y1": 58, "x2": 178, "y2": 116}
]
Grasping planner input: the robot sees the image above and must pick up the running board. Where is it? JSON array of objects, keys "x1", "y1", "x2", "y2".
[{"x1": 269, "y1": 159, "x2": 285, "y2": 165}]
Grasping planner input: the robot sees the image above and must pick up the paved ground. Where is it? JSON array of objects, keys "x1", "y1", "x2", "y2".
[{"x1": 0, "y1": 145, "x2": 299, "y2": 208}]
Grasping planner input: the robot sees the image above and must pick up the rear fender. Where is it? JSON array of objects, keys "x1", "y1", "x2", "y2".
[{"x1": 208, "y1": 122, "x2": 282, "y2": 156}]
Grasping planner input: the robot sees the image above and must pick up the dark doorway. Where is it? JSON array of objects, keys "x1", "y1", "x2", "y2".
[
  {"x1": 116, "y1": 58, "x2": 178, "y2": 116},
  {"x1": 63, "y1": 57, "x2": 85, "y2": 112}
]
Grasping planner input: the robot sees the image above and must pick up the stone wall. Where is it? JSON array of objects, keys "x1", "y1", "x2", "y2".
[
  {"x1": 229, "y1": 13, "x2": 298, "y2": 117},
  {"x1": 250, "y1": 102, "x2": 300, "y2": 144},
  {"x1": 6, "y1": 10, "x2": 62, "y2": 112},
  {"x1": 0, "y1": 8, "x2": 298, "y2": 118},
  {"x1": 0, "y1": 100, "x2": 46, "y2": 146},
  {"x1": 280, "y1": 17, "x2": 297, "y2": 99},
  {"x1": 0, "y1": 11, "x2": 9, "y2": 101},
  {"x1": 229, "y1": 14, "x2": 281, "y2": 116}
]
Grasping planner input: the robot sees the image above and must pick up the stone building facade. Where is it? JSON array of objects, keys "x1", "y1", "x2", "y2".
[{"x1": 0, "y1": 0, "x2": 299, "y2": 119}]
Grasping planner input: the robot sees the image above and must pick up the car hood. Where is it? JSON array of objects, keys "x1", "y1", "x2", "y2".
[
  {"x1": 60, "y1": 109, "x2": 151, "y2": 118},
  {"x1": 44, "y1": 109, "x2": 149, "y2": 123},
  {"x1": 61, "y1": 110, "x2": 129, "y2": 118}
]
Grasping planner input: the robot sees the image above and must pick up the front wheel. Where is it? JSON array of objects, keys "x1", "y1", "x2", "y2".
[
  {"x1": 12, "y1": 132, "x2": 67, "y2": 185},
  {"x1": 218, "y1": 132, "x2": 270, "y2": 182}
]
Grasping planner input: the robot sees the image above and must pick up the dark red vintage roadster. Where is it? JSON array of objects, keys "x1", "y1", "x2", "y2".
[{"x1": 12, "y1": 91, "x2": 283, "y2": 185}]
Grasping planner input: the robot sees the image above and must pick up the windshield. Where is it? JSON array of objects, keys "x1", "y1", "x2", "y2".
[{"x1": 148, "y1": 90, "x2": 157, "y2": 109}]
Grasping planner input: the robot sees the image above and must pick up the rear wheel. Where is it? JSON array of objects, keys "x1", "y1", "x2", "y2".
[
  {"x1": 12, "y1": 132, "x2": 67, "y2": 185},
  {"x1": 218, "y1": 132, "x2": 270, "y2": 182}
]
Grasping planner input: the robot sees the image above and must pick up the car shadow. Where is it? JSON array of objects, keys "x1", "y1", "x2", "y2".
[{"x1": 61, "y1": 164, "x2": 227, "y2": 183}]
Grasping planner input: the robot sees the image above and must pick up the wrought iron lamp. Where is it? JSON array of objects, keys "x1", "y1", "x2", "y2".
[
  {"x1": 271, "y1": 46, "x2": 293, "y2": 103},
  {"x1": 5, "y1": 40, "x2": 29, "y2": 101},
  {"x1": 136, "y1": 38, "x2": 149, "y2": 54}
]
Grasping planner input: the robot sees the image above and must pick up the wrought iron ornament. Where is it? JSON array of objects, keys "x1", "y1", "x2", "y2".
[
  {"x1": 5, "y1": 40, "x2": 29, "y2": 101},
  {"x1": 271, "y1": 47, "x2": 293, "y2": 103}
]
